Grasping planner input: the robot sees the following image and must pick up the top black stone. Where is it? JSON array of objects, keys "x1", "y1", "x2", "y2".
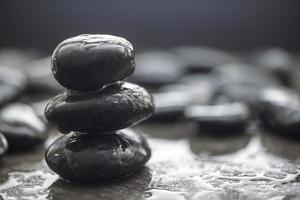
[{"x1": 51, "y1": 34, "x2": 135, "y2": 91}]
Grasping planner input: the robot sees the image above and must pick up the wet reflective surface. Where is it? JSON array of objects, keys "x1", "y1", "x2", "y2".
[{"x1": 0, "y1": 124, "x2": 299, "y2": 200}]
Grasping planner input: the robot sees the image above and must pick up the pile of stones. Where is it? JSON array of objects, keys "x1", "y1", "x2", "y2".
[{"x1": 44, "y1": 35, "x2": 154, "y2": 182}]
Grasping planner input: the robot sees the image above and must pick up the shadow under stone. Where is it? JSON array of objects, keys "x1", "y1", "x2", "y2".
[{"x1": 189, "y1": 133, "x2": 252, "y2": 156}]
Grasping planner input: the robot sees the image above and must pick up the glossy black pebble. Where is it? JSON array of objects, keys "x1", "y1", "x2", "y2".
[
  {"x1": 150, "y1": 91, "x2": 190, "y2": 122},
  {"x1": 185, "y1": 103, "x2": 250, "y2": 135},
  {"x1": 45, "y1": 129, "x2": 151, "y2": 182},
  {"x1": 129, "y1": 51, "x2": 184, "y2": 88},
  {"x1": 0, "y1": 103, "x2": 48, "y2": 150},
  {"x1": 210, "y1": 63, "x2": 280, "y2": 114},
  {"x1": 45, "y1": 82, "x2": 154, "y2": 133},
  {"x1": 0, "y1": 67, "x2": 28, "y2": 108},
  {"x1": 52, "y1": 34, "x2": 135, "y2": 91},
  {"x1": 0, "y1": 133, "x2": 8, "y2": 157},
  {"x1": 258, "y1": 87, "x2": 300, "y2": 139}
]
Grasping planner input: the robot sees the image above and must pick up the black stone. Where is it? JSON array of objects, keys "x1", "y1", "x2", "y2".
[
  {"x1": 45, "y1": 129, "x2": 151, "y2": 182},
  {"x1": 211, "y1": 83, "x2": 263, "y2": 115},
  {"x1": 0, "y1": 67, "x2": 27, "y2": 108},
  {"x1": 249, "y1": 48, "x2": 294, "y2": 86},
  {"x1": 210, "y1": 63, "x2": 280, "y2": 115},
  {"x1": 129, "y1": 51, "x2": 184, "y2": 88},
  {"x1": 0, "y1": 103, "x2": 48, "y2": 150},
  {"x1": 150, "y1": 80, "x2": 215, "y2": 122},
  {"x1": 150, "y1": 91, "x2": 190, "y2": 122},
  {"x1": 258, "y1": 87, "x2": 300, "y2": 139},
  {"x1": 0, "y1": 133, "x2": 8, "y2": 157},
  {"x1": 45, "y1": 82, "x2": 154, "y2": 133},
  {"x1": 173, "y1": 46, "x2": 239, "y2": 73},
  {"x1": 52, "y1": 34, "x2": 135, "y2": 91},
  {"x1": 185, "y1": 103, "x2": 250, "y2": 135}
]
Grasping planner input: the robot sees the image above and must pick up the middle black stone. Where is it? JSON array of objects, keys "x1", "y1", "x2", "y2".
[{"x1": 45, "y1": 82, "x2": 154, "y2": 133}]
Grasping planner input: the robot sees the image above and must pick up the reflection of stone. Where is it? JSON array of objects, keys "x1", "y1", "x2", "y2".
[
  {"x1": 260, "y1": 132, "x2": 300, "y2": 160},
  {"x1": 48, "y1": 167, "x2": 151, "y2": 200},
  {"x1": 189, "y1": 133, "x2": 251, "y2": 156}
]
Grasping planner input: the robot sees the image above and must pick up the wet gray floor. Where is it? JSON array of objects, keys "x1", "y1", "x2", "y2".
[{"x1": 0, "y1": 123, "x2": 299, "y2": 200}]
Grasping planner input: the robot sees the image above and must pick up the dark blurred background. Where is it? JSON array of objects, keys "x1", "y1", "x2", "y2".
[{"x1": 0, "y1": 0, "x2": 300, "y2": 53}]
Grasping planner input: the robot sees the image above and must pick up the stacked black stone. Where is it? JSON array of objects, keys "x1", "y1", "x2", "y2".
[{"x1": 44, "y1": 34, "x2": 154, "y2": 182}]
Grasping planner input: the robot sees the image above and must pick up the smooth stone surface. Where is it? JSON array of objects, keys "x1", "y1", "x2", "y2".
[
  {"x1": 185, "y1": 103, "x2": 250, "y2": 135},
  {"x1": 129, "y1": 51, "x2": 184, "y2": 88},
  {"x1": 0, "y1": 67, "x2": 28, "y2": 108},
  {"x1": 45, "y1": 82, "x2": 154, "y2": 133},
  {"x1": 150, "y1": 92, "x2": 190, "y2": 122},
  {"x1": 258, "y1": 87, "x2": 300, "y2": 138},
  {"x1": 52, "y1": 34, "x2": 135, "y2": 91},
  {"x1": 0, "y1": 133, "x2": 8, "y2": 157},
  {"x1": 45, "y1": 129, "x2": 151, "y2": 182},
  {"x1": 0, "y1": 103, "x2": 48, "y2": 150},
  {"x1": 173, "y1": 46, "x2": 239, "y2": 73}
]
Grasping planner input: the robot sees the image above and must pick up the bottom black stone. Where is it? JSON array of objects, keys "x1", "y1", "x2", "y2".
[{"x1": 45, "y1": 129, "x2": 151, "y2": 182}]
